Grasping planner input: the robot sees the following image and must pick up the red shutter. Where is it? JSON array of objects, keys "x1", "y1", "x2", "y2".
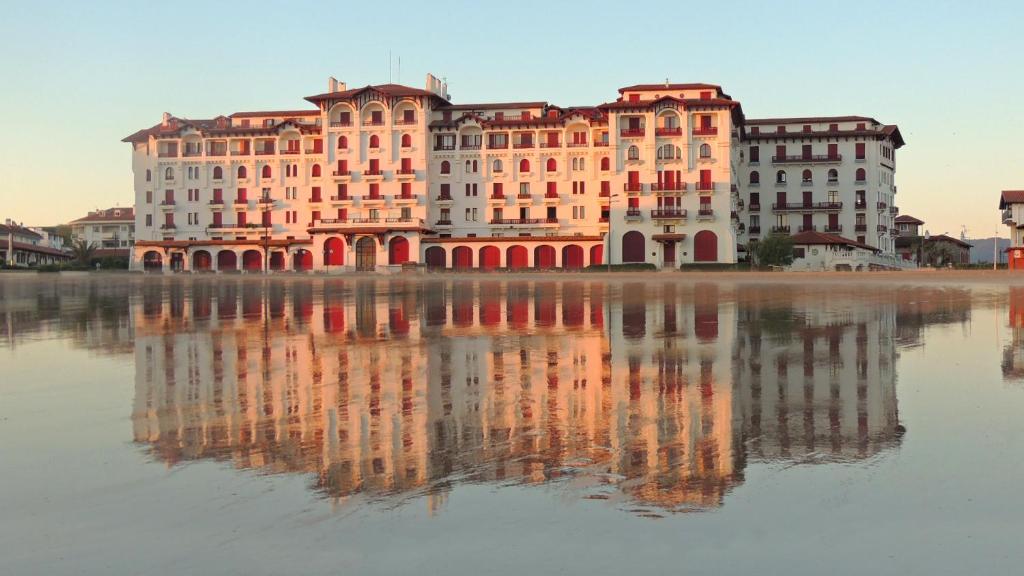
[
  {"x1": 775, "y1": 145, "x2": 786, "y2": 160},
  {"x1": 828, "y1": 143, "x2": 838, "y2": 159},
  {"x1": 855, "y1": 143, "x2": 866, "y2": 159}
]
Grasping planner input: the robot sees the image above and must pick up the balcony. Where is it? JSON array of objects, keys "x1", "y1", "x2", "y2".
[
  {"x1": 1003, "y1": 209, "x2": 1014, "y2": 224},
  {"x1": 257, "y1": 197, "x2": 274, "y2": 205},
  {"x1": 877, "y1": 201, "x2": 887, "y2": 210},
  {"x1": 855, "y1": 201, "x2": 868, "y2": 210},
  {"x1": 599, "y1": 190, "x2": 610, "y2": 198},
  {"x1": 435, "y1": 219, "x2": 452, "y2": 226},
  {"x1": 308, "y1": 196, "x2": 323, "y2": 204},
  {"x1": 486, "y1": 141, "x2": 508, "y2": 150},
  {"x1": 513, "y1": 142, "x2": 535, "y2": 149},
  {"x1": 157, "y1": 150, "x2": 178, "y2": 158},
  {"x1": 697, "y1": 208, "x2": 715, "y2": 220},
  {"x1": 599, "y1": 216, "x2": 609, "y2": 223},
  {"x1": 304, "y1": 148, "x2": 323, "y2": 155},
  {"x1": 771, "y1": 154, "x2": 842, "y2": 164},
  {"x1": 594, "y1": 141, "x2": 609, "y2": 147},
  {"x1": 566, "y1": 141, "x2": 588, "y2": 148},
  {"x1": 889, "y1": 228, "x2": 900, "y2": 236},
  {"x1": 889, "y1": 206, "x2": 899, "y2": 216},
  {"x1": 393, "y1": 118, "x2": 417, "y2": 126},
  {"x1": 178, "y1": 148, "x2": 198, "y2": 158},
  {"x1": 436, "y1": 194, "x2": 453, "y2": 203},
  {"x1": 361, "y1": 194, "x2": 384, "y2": 204},
  {"x1": 396, "y1": 168, "x2": 416, "y2": 179},
  {"x1": 329, "y1": 195, "x2": 352, "y2": 204},
  {"x1": 234, "y1": 199, "x2": 249, "y2": 206},
  {"x1": 363, "y1": 169, "x2": 384, "y2": 181},
  {"x1": 544, "y1": 192, "x2": 560, "y2": 200},
  {"x1": 692, "y1": 127, "x2": 718, "y2": 137},
  {"x1": 824, "y1": 225, "x2": 843, "y2": 233},
  {"x1": 620, "y1": 128, "x2": 645, "y2": 138},
  {"x1": 655, "y1": 127, "x2": 683, "y2": 137},
  {"x1": 798, "y1": 225, "x2": 816, "y2": 232},
  {"x1": 624, "y1": 183, "x2": 643, "y2": 193},
  {"x1": 877, "y1": 225, "x2": 888, "y2": 233},
  {"x1": 394, "y1": 193, "x2": 416, "y2": 204},
  {"x1": 539, "y1": 141, "x2": 562, "y2": 148},
  {"x1": 516, "y1": 193, "x2": 531, "y2": 201},
  {"x1": 749, "y1": 203, "x2": 760, "y2": 212},
  {"x1": 651, "y1": 209, "x2": 687, "y2": 219},
  {"x1": 855, "y1": 224, "x2": 868, "y2": 232},
  {"x1": 208, "y1": 200, "x2": 225, "y2": 209},
  {"x1": 489, "y1": 218, "x2": 558, "y2": 225},
  {"x1": 748, "y1": 226, "x2": 761, "y2": 234},
  {"x1": 488, "y1": 194, "x2": 506, "y2": 201},
  {"x1": 624, "y1": 208, "x2": 642, "y2": 221},
  {"x1": 771, "y1": 202, "x2": 843, "y2": 211},
  {"x1": 771, "y1": 225, "x2": 791, "y2": 234},
  {"x1": 280, "y1": 148, "x2": 301, "y2": 156},
  {"x1": 309, "y1": 217, "x2": 426, "y2": 231},
  {"x1": 434, "y1": 144, "x2": 456, "y2": 151},
  {"x1": 651, "y1": 182, "x2": 687, "y2": 193},
  {"x1": 461, "y1": 143, "x2": 482, "y2": 151},
  {"x1": 329, "y1": 121, "x2": 353, "y2": 128},
  {"x1": 159, "y1": 200, "x2": 176, "y2": 209},
  {"x1": 363, "y1": 120, "x2": 385, "y2": 127},
  {"x1": 695, "y1": 181, "x2": 715, "y2": 192},
  {"x1": 332, "y1": 169, "x2": 352, "y2": 180},
  {"x1": 160, "y1": 224, "x2": 177, "y2": 230},
  {"x1": 230, "y1": 149, "x2": 251, "y2": 156},
  {"x1": 254, "y1": 148, "x2": 276, "y2": 156}
]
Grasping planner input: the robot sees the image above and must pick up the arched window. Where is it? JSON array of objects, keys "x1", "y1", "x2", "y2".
[
  {"x1": 145, "y1": 169, "x2": 151, "y2": 182},
  {"x1": 627, "y1": 145, "x2": 639, "y2": 161},
  {"x1": 699, "y1": 143, "x2": 712, "y2": 158},
  {"x1": 750, "y1": 171, "x2": 760, "y2": 184},
  {"x1": 440, "y1": 160, "x2": 450, "y2": 174},
  {"x1": 493, "y1": 159, "x2": 503, "y2": 173},
  {"x1": 802, "y1": 169, "x2": 812, "y2": 183},
  {"x1": 237, "y1": 166, "x2": 247, "y2": 179},
  {"x1": 828, "y1": 168, "x2": 838, "y2": 182},
  {"x1": 519, "y1": 158, "x2": 530, "y2": 173},
  {"x1": 369, "y1": 134, "x2": 380, "y2": 148},
  {"x1": 338, "y1": 135, "x2": 348, "y2": 149},
  {"x1": 212, "y1": 166, "x2": 223, "y2": 180},
  {"x1": 311, "y1": 164, "x2": 321, "y2": 177},
  {"x1": 578, "y1": 157, "x2": 584, "y2": 170},
  {"x1": 621, "y1": 231, "x2": 645, "y2": 263},
  {"x1": 776, "y1": 170, "x2": 787, "y2": 184},
  {"x1": 600, "y1": 157, "x2": 610, "y2": 171},
  {"x1": 164, "y1": 167, "x2": 173, "y2": 180},
  {"x1": 465, "y1": 160, "x2": 472, "y2": 173},
  {"x1": 855, "y1": 168, "x2": 866, "y2": 181},
  {"x1": 546, "y1": 158, "x2": 557, "y2": 172},
  {"x1": 261, "y1": 165, "x2": 271, "y2": 179},
  {"x1": 401, "y1": 133, "x2": 412, "y2": 148},
  {"x1": 572, "y1": 158, "x2": 578, "y2": 170},
  {"x1": 473, "y1": 160, "x2": 478, "y2": 172}
]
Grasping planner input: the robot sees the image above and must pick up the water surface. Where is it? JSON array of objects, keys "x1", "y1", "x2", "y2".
[{"x1": 1, "y1": 274, "x2": 1021, "y2": 575}]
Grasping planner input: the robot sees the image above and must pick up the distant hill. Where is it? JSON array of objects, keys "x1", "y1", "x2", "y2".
[{"x1": 968, "y1": 237, "x2": 1011, "y2": 264}]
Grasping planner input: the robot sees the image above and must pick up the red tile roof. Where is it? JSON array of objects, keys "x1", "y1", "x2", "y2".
[
  {"x1": 0, "y1": 222, "x2": 42, "y2": 239},
  {"x1": 1000, "y1": 190, "x2": 1024, "y2": 208},
  {"x1": 745, "y1": 115, "x2": 879, "y2": 125},
  {"x1": 305, "y1": 83, "x2": 438, "y2": 103},
  {"x1": 229, "y1": 110, "x2": 319, "y2": 118},
  {"x1": 440, "y1": 101, "x2": 547, "y2": 111},
  {"x1": 894, "y1": 215, "x2": 924, "y2": 225},
  {"x1": 925, "y1": 234, "x2": 972, "y2": 249},
  {"x1": 790, "y1": 230, "x2": 880, "y2": 252},
  {"x1": 70, "y1": 207, "x2": 134, "y2": 224},
  {"x1": 618, "y1": 83, "x2": 721, "y2": 93},
  {"x1": 744, "y1": 123, "x2": 904, "y2": 148}
]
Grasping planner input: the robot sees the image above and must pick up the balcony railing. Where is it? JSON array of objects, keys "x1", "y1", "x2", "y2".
[
  {"x1": 434, "y1": 144, "x2": 456, "y2": 151},
  {"x1": 625, "y1": 208, "x2": 642, "y2": 218},
  {"x1": 824, "y1": 225, "x2": 843, "y2": 233},
  {"x1": 695, "y1": 181, "x2": 715, "y2": 192},
  {"x1": 393, "y1": 118, "x2": 417, "y2": 126},
  {"x1": 157, "y1": 150, "x2": 178, "y2": 158},
  {"x1": 182, "y1": 149, "x2": 203, "y2": 157},
  {"x1": 489, "y1": 218, "x2": 558, "y2": 225},
  {"x1": 748, "y1": 226, "x2": 761, "y2": 234},
  {"x1": 620, "y1": 128, "x2": 645, "y2": 138},
  {"x1": 254, "y1": 149, "x2": 275, "y2": 156},
  {"x1": 160, "y1": 200, "x2": 176, "y2": 206},
  {"x1": 651, "y1": 209, "x2": 687, "y2": 219},
  {"x1": 363, "y1": 169, "x2": 382, "y2": 176},
  {"x1": 544, "y1": 192, "x2": 559, "y2": 199},
  {"x1": 513, "y1": 142, "x2": 535, "y2": 149},
  {"x1": 234, "y1": 199, "x2": 248, "y2": 205},
  {"x1": 771, "y1": 154, "x2": 842, "y2": 164},
  {"x1": 461, "y1": 143, "x2": 482, "y2": 150},
  {"x1": 692, "y1": 127, "x2": 718, "y2": 136},
  {"x1": 487, "y1": 141, "x2": 509, "y2": 149},
  {"x1": 877, "y1": 225, "x2": 888, "y2": 232},
  {"x1": 697, "y1": 208, "x2": 715, "y2": 218},
  {"x1": 889, "y1": 206, "x2": 899, "y2": 215},
  {"x1": 435, "y1": 219, "x2": 452, "y2": 226},
  {"x1": 363, "y1": 120, "x2": 384, "y2": 127},
  {"x1": 651, "y1": 182, "x2": 687, "y2": 192},
  {"x1": 160, "y1": 224, "x2": 177, "y2": 230},
  {"x1": 362, "y1": 194, "x2": 383, "y2": 201},
  {"x1": 208, "y1": 199, "x2": 224, "y2": 206},
  {"x1": 771, "y1": 202, "x2": 843, "y2": 211},
  {"x1": 855, "y1": 224, "x2": 868, "y2": 232},
  {"x1": 489, "y1": 194, "x2": 505, "y2": 200},
  {"x1": 855, "y1": 202, "x2": 868, "y2": 210},
  {"x1": 877, "y1": 202, "x2": 888, "y2": 210},
  {"x1": 280, "y1": 148, "x2": 301, "y2": 155},
  {"x1": 436, "y1": 194, "x2": 453, "y2": 201},
  {"x1": 329, "y1": 121, "x2": 353, "y2": 128},
  {"x1": 1003, "y1": 209, "x2": 1014, "y2": 223},
  {"x1": 599, "y1": 216, "x2": 609, "y2": 223},
  {"x1": 316, "y1": 217, "x2": 421, "y2": 225},
  {"x1": 330, "y1": 195, "x2": 351, "y2": 202},
  {"x1": 594, "y1": 141, "x2": 609, "y2": 147},
  {"x1": 655, "y1": 127, "x2": 683, "y2": 137},
  {"x1": 798, "y1": 225, "x2": 816, "y2": 232},
  {"x1": 309, "y1": 196, "x2": 323, "y2": 203},
  {"x1": 230, "y1": 149, "x2": 251, "y2": 156},
  {"x1": 566, "y1": 141, "x2": 588, "y2": 148},
  {"x1": 332, "y1": 169, "x2": 350, "y2": 176},
  {"x1": 539, "y1": 141, "x2": 562, "y2": 148},
  {"x1": 749, "y1": 203, "x2": 761, "y2": 212},
  {"x1": 771, "y1": 225, "x2": 791, "y2": 233},
  {"x1": 624, "y1": 183, "x2": 643, "y2": 192},
  {"x1": 396, "y1": 168, "x2": 416, "y2": 175}
]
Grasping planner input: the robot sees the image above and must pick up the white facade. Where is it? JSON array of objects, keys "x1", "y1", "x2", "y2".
[
  {"x1": 125, "y1": 77, "x2": 900, "y2": 272},
  {"x1": 69, "y1": 207, "x2": 135, "y2": 255}
]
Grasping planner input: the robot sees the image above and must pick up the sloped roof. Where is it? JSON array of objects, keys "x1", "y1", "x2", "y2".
[
  {"x1": 229, "y1": 110, "x2": 319, "y2": 118},
  {"x1": 0, "y1": 222, "x2": 42, "y2": 239},
  {"x1": 894, "y1": 215, "x2": 924, "y2": 225},
  {"x1": 618, "y1": 82, "x2": 721, "y2": 93},
  {"x1": 746, "y1": 115, "x2": 879, "y2": 125},
  {"x1": 925, "y1": 234, "x2": 972, "y2": 249},
  {"x1": 790, "y1": 230, "x2": 880, "y2": 252},
  {"x1": 1000, "y1": 190, "x2": 1024, "y2": 208},
  {"x1": 70, "y1": 208, "x2": 135, "y2": 224},
  {"x1": 305, "y1": 83, "x2": 438, "y2": 103}
]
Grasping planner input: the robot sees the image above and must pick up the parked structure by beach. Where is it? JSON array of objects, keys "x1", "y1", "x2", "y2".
[
  {"x1": 1, "y1": 219, "x2": 71, "y2": 267},
  {"x1": 124, "y1": 75, "x2": 903, "y2": 273},
  {"x1": 69, "y1": 207, "x2": 135, "y2": 259}
]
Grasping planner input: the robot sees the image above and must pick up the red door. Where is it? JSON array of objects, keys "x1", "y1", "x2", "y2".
[
  {"x1": 694, "y1": 231, "x2": 718, "y2": 262},
  {"x1": 535, "y1": 245, "x2": 556, "y2": 269},
  {"x1": 479, "y1": 246, "x2": 500, "y2": 270},
  {"x1": 507, "y1": 246, "x2": 528, "y2": 269},
  {"x1": 388, "y1": 237, "x2": 409, "y2": 265},
  {"x1": 453, "y1": 246, "x2": 473, "y2": 269},
  {"x1": 562, "y1": 245, "x2": 584, "y2": 269}
]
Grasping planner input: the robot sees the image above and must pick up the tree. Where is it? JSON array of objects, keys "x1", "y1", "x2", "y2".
[
  {"x1": 71, "y1": 239, "x2": 97, "y2": 265},
  {"x1": 752, "y1": 234, "x2": 795, "y2": 267},
  {"x1": 923, "y1": 241, "x2": 955, "y2": 267}
]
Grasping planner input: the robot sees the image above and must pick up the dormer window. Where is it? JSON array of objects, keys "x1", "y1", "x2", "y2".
[{"x1": 628, "y1": 93, "x2": 640, "y2": 102}]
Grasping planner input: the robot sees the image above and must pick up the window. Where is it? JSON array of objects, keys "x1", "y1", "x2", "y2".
[
  {"x1": 855, "y1": 168, "x2": 866, "y2": 182},
  {"x1": 546, "y1": 158, "x2": 557, "y2": 172},
  {"x1": 493, "y1": 159, "x2": 503, "y2": 173},
  {"x1": 212, "y1": 166, "x2": 223, "y2": 180},
  {"x1": 369, "y1": 135, "x2": 380, "y2": 149},
  {"x1": 828, "y1": 168, "x2": 838, "y2": 182},
  {"x1": 338, "y1": 135, "x2": 348, "y2": 150},
  {"x1": 600, "y1": 157, "x2": 610, "y2": 171},
  {"x1": 855, "y1": 142, "x2": 866, "y2": 160},
  {"x1": 776, "y1": 170, "x2": 787, "y2": 184},
  {"x1": 145, "y1": 190, "x2": 152, "y2": 203},
  {"x1": 802, "y1": 169, "x2": 812, "y2": 183},
  {"x1": 519, "y1": 158, "x2": 530, "y2": 173},
  {"x1": 627, "y1": 145, "x2": 639, "y2": 160},
  {"x1": 312, "y1": 164, "x2": 321, "y2": 177},
  {"x1": 440, "y1": 160, "x2": 450, "y2": 174},
  {"x1": 750, "y1": 171, "x2": 760, "y2": 185},
  {"x1": 164, "y1": 167, "x2": 173, "y2": 180},
  {"x1": 145, "y1": 169, "x2": 151, "y2": 182},
  {"x1": 749, "y1": 146, "x2": 759, "y2": 163},
  {"x1": 260, "y1": 165, "x2": 271, "y2": 179},
  {"x1": 401, "y1": 134, "x2": 412, "y2": 148},
  {"x1": 699, "y1": 143, "x2": 711, "y2": 158},
  {"x1": 145, "y1": 214, "x2": 152, "y2": 227}
]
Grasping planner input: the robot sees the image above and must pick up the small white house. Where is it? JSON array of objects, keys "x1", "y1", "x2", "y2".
[{"x1": 787, "y1": 230, "x2": 888, "y2": 271}]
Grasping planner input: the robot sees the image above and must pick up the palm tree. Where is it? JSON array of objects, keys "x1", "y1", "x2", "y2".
[{"x1": 71, "y1": 239, "x2": 97, "y2": 266}]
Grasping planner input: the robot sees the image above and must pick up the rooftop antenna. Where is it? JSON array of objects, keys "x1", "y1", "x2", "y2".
[
  {"x1": 664, "y1": 77, "x2": 670, "y2": 87},
  {"x1": 397, "y1": 56, "x2": 401, "y2": 84},
  {"x1": 388, "y1": 50, "x2": 392, "y2": 82}
]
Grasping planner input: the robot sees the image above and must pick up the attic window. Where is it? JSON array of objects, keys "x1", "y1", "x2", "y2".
[
  {"x1": 495, "y1": 112, "x2": 504, "y2": 121},
  {"x1": 521, "y1": 111, "x2": 530, "y2": 120},
  {"x1": 628, "y1": 94, "x2": 640, "y2": 102},
  {"x1": 700, "y1": 91, "x2": 712, "y2": 99},
  {"x1": 264, "y1": 119, "x2": 274, "y2": 127},
  {"x1": 114, "y1": 210, "x2": 121, "y2": 216}
]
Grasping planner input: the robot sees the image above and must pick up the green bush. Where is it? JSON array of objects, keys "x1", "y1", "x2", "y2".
[{"x1": 583, "y1": 263, "x2": 658, "y2": 271}]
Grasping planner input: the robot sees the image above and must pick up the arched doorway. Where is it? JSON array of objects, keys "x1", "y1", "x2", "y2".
[
  {"x1": 425, "y1": 246, "x2": 446, "y2": 269},
  {"x1": 507, "y1": 245, "x2": 528, "y2": 269},
  {"x1": 694, "y1": 230, "x2": 718, "y2": 262},
  {"x1": 622, "y1": 231, "x2": 645, "y2": 262},
  {"x1": 479, "y1": 246, "x2": 500, "y2": 270},
  {"x1": 562, "y1": 245, "x2": 584, "y2": 270},
  {"x1": 324, "y1": 237, "x2": 345, "y2": 268},
  {"x1": 590, "y1": 245, "x2": 603, "y2": 266},
  {"x1": 535, "y1": 245, "x2": 556, "y2": 269},
  {"x1": 452, "y1": 246, "x2": 473, "y2": 270},
  {"x1": 242, "y1": 250, "x2": 262, "y2": 272},
  {"x1": 293, "y1": 250, "x2": 313, "y2": 271},
  {"x1": 143, "y1": 250, "x2": 163, "y2": 272},
  {"x1": 355, "y1": 237, "x2": 376, "y2": 271},
  {"x1": 269, "y1": 251, "x2": 286, "y2": 271},
  {"x1": 389, "y1": 236, "x2": 410, "y2": 265},
  {"x1": 192, "y1": 250, "x2": 212, "y2": 272},
  {"x1": 216, "y1": 250, "x2": 237, "y2": 272}
]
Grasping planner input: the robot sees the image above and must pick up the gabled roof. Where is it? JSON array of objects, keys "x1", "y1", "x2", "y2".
[
  {"x1": 925, "y1": 234, "x2": 972, "y2": 249},
  {"x1": 894, "y1": 215, "x2": 924, "y2": 225},
  {"x1": 0, "y1": 222, "x2": 43, "y2": 239},
  {"x1": 439, "y1": 101, "x2": 547, "y2": 111},
  {"x1": 70, "y1": 208, "x2": 135, "y2": 224},
  {"x1": 305, "y1": 83, "x2": 438, "y2": 103},
  {"x1": 744, "y1": 121, "x2": 904, "y2": 148},
  {"x1": 598, "y1": 95, "x2": 737, "y2": 111},
  {"x1": 229, "y1": 110, "x2": 319, "y2": 118},
  {"x1": 618, "y1": 82, "x2": 721, "y2": 93},
  {"x1": 789, "y1": 230, "x2": 880, "y2": 252},
  {"x1": 746, "y1": 115, "x2": 879, "y2": 125},
  {"x1": 1000, "y1": 190, "x2": 1024, "y2": 208}
]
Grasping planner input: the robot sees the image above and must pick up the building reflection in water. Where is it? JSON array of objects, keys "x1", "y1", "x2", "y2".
[
  {"x1": 131, "y1": 278, "x2": 911, "y2": 515},
  {"x1": 1003, "y1": 287, "x2": 1024, "y2": 382}
]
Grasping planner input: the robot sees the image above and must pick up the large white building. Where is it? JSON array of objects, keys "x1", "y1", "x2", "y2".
[
  {"x1": 69, "y1": 207, "x2": 135, "y2": 258},
  {"x1": 124, "y1": 76, "x2": 903, "y2": 272}
]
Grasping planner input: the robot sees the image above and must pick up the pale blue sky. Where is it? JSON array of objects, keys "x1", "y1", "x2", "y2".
[{"x1": 1, "y1": 0, "x2": 1021, "y2": 238}]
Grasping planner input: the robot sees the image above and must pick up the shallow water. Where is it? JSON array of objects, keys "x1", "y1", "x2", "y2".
[{"x1": 1, "y1": 274, "x2": 1022, "y2": 575}]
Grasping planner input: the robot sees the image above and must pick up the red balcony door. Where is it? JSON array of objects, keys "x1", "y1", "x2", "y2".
[
  {"x1": 802, "y1": 214, "x2": 812, "y2": 230},
  {"x1": 213, "y1": 188, "x2": 222, "y2": 203},
  {"x1": 701, "y1": 115, "x2": 711, "y2": 129},
  {"x1": 338, "y1": 208, "x2": 347, "y2": 220},
  {"x1": 237, "y1": 211, "x2": 246, "y2": 226},
  {"x1": 777, "y1": 191, "x2": 787, "y2": 206},
  {"x1": 312, "y1": 186, "x2": 321, "y2": 202},
  {"x1": 699, "y1": 169, "x2": 711, "y2": 189},
  {"x1": 212, "y1": 212, "x2": 222, "y2": 226},
  {"x1": 828, "y1": 213, "x2": 839, "y2": 230},
  {"x1": 628, "y1": 117, "x2": 640, "y2": 130},
  {"x1": 237, "y1": 188, "x2": 247, "y2": 202},
  {"x1": 546, "y1": 132, "x2": 559, "y2": 147},
  {"x1": 262, "y1": 211, "x2": 271, "y2": 227},
  {"x1": 313, "y1": 138, "x2": 323, "y2": 153},
  {"x1": 628, "y1": 171, "x2": 640, "y2": 189},
  {"x1": 403, "y1": 109, "x2": 414, "y2": 123},
  {"x1": 371, "y1": 110, "x2": 382, "y2": 124},
  {"x1": 165, "y1": 189, "x2": 174, "y2": 203},
  {"x1": 803, "y1": 191, "x2": 812, "y2": 207},
  {"x1": 369, "y1": 159, "x2": 379, "y2": 174},
  {"x1": 828, "y1": 143, "x2": 838, "y2": 159},
  {"x1": 401, "y1": 158, "x2": 412, "y2": 172},
  {"x1": 776, "y1": 145, "x2": 786, "y2": 159},
  {"x1": 802, "y1": 144, "x2": 812, "y2": 160}
]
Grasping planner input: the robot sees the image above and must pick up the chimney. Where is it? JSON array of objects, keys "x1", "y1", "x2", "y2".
[
  {"x1": 161, "y1": 112, "x2": 170, "y2": 127},
  {"x1": 328, "y1": 76, "x2": 338, "y2": 92}
]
